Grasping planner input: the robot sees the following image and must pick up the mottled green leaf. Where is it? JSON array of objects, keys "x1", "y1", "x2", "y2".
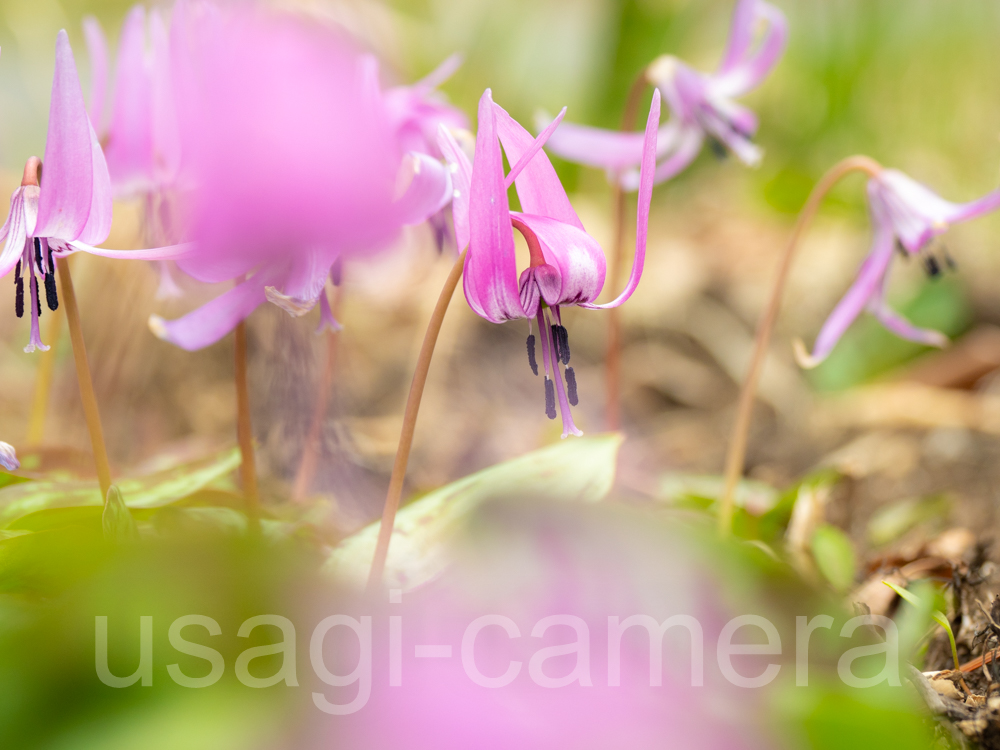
[
  {"x1": 811, "y1": 524, "x2": 857, "y2": 592},
  {"x1": 102, "y1": 486, "x2": 139, "y2": 543},
  {"x1": 0, "y1": 447, "x2": 240, "y2": 526},
  {"x1": 326, "y1": 433, "x2": 624, "y2": 590}
]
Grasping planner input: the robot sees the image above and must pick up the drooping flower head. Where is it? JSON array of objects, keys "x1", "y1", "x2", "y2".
[
  {"x1": 440, "y1": 89, "x2": 660, "y2": 437},
  {"x1": 145, "y1": 4, "x2": 453, "y2": 350},
  {"x1": 0, "y1": 31, "x2": 113, "y2": 352},
  {"x1": 541, "y1": 0, "x2": 785, "y2": 190},
  {"x1": 796, "y1": 169, "x2": 1000, "y2": 368}
]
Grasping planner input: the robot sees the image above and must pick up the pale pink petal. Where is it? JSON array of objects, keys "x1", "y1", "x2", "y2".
[
  {"x1": 582, "y1": 89, "x2": 661, "y2": 309},
  {"x1": 34, "y1": 31, "x2": 99, "y2": 242},
  {"x1": 493, "y1": 102, "x2": 583, "y2": 230},
  {"x1": 622, "y1": 123, "x2": 702, "y2": 190},
  {"x1": 148, "y1": 272, "x2": 273, "y2": 351},
  {"x1": 67, "y1": 239, "x2": 196, "y2": 262},
  {"x1": 437, "y1": 125, "x2": 472, "y2": 251},
  {"x1": 718, "y1": 0, "x2": 758, "y2": 74},
  {"x1": 802, "y1": 200, "x2": 897, "y2": 366},
  {"x1": 82, "y1": 16, "x2": 108, "y2": 133},
  {"x1": 395, "y1": 152, "x2": 453, "y2": 226},
  {"x1": 715, "y1": 1, "x2": 788, "y2": 97},
  {"x1": 75, "y1": 120, "x2": 113, "y2": 245},
  {"x1": 412, "y1": 53, "x2": 462, "y2": 93},
  {"x1": 463, "y1": 89, "x2": 525, "y2": 323},
  {"x1": 104, "y1": 5, "x2": 154, "y2": 195},
  {"x1": 150, "y1": 9, "x2": 181, "y2": 187}
]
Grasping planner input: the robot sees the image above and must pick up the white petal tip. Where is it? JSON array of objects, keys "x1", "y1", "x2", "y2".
[
  {"x1": 646, "y1": 55, "x2": 677, "y2": 85},
  {"x1": 792, "y1": 338, "x2": 823, "y2": 370},
  {"x1": 148, "y1": 314, "x2": 169, "y2": 340},
  {"x1": 265, "y1": 286, "x2": 316, "y2": 317},
  {"x1": 0, "y1": 442, "x2": 19, "y2": 471}
]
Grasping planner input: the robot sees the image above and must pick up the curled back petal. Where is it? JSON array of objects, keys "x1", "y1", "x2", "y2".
[
  {"x1": 798, "y1": 198, "x2": 897, "y2": 368},
  {"x1": 75, "y1": 120, "x2": 113, "y2": 245},
  {"x1": 34, "y1": 31, "x2": 102, "y2": 243},
  {"x1": 464, "y1": 89, "x2": 525, "y2": 323},
  {"x1": 715, "y1": 0, "x2": 788, "y2": 98},
  {"x1": 504, "y1": 107, "x2": 566, "y2": 189},
  {"x1": 621, "y1": 123, "x2": 702, "y2": 191},
  {"x1": 148, "y1": 271, "x2": 275, "y2": 351},
  {"x1": 582, "y1": 89, "x2": 661, "y2": 310},
  {"x1": 67, "y1": 239, "x2": 197, "y2": 262},
  {"x1": 493, "y1": 102, "x2": 582, "y2": 230}
]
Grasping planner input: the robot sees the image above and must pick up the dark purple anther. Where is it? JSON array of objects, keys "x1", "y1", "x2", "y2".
[
  {"x1": 527, "y1": 334, "x2": 538, "y2": 375},
  {"x1": 44, "y1": 273, "x2": 58, "y2": 311},
  {"x1": 565, "y1": 366, "x2": 578, "y2": 406},
  {"x1": 544, "y1": 377, "x2": 556, "y2": 419}
]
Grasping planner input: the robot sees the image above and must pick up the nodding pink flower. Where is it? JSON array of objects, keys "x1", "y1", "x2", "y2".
[
  {"x1": 797, "y1": 169, "x2": 1000, "y2": 368},
  {"x1": 141, "y1": 5, "x2": 453, "y2": 351},
  {"x1": 440, "y1": 88, "x2": 660, "y2": 437},
  {"x1": 84, "y1": 6, "x2": 185, "y2": 297},
  {"x1": 540, "y1": 0, "x2": 785, "y2": 190},
  {"x1": 0, "y1": 32, "x2": 113, "y2": 353}
]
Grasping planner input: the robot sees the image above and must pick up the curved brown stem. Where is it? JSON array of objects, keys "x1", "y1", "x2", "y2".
[
  {"x1": 292, "y1": 285, "x2": 345, "y2": 502},
  {"x1": 367, "y1": 248, "x2": 467, "y2": 591},
  {"x1": 56, "y1": 257, "x2": 113, "y2": 501},
  {"x1": 234, "y1": 318, "x2": 261, "y2": 533},
  {"x1": 605, "y1": 70, "x2": 651, "y2": 430},
  {"x1": 718, "y1": 155, "x2": 883, "y2": 536}
]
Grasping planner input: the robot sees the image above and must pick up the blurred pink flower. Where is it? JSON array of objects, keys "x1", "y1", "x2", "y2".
[
  {"x1": 383, "y1": 54, "x2": 468, "y2": 161},
  {"x1": 303, "y1": 503, "x2": 772, "y2": 750},
  {"x1": 440, "y1": 89, "x2": 659, "y2": 437},
  {"x1": 144, "y1": 4, "x2": 453, "y2": 351},
  {"x1": 0, "y1": 32, "x2": 113, "y2": 352},
  {"x1": 0, "y1": 442, "x2": 18, "y2": 472},
  {"x1": 797, "y1": 169, "x2": 1000, "y2": 367},
  {"x1": 84, "y1": 5, "x2": 184, "y2": 297},
  {"x1": 540, "y1": 0, "x2": 786, "y2": 190}
]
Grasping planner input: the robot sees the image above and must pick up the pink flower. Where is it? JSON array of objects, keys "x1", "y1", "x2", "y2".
[
  {"x1": 441, "y1": 89, "x2": 660, "y2": 437},
  {"x1": 84, "y1": 5, "x2": 180, "y2": 199},
  {"x1": 143, "y1": 4, "x2": 453, "y2": 351},
  {"x1": 540, "y1": 0, "x2": 786, "y2": 189},
  {"x1": 0, "y1": 32, "x2": 113, "y2": 352},
  {"x1": 84, "y1": 5, "x2": 184, "y2": 297},
  {"x1": 383, "y1": 54, "x2": 468, "y2": 161},
  {"x1": 797, "y1": 169, "x2": 1000, "y2": 368}
]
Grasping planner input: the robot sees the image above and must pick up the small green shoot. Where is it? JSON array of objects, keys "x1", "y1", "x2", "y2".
[{"x1": 883, "y1": 580, "x2": 960, "y2": 673}]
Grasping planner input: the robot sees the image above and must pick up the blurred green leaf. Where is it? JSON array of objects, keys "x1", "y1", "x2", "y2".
[
  {"x1": 0, "y1": 447, "x2": 240, "y2": 526},
  {"x1": 659, "y1": 474, "x2": 779, "y2": 515},
  {"x1": 326, "y1": 433, "x2": 624, "y2": 590},
  {"x1": 811, "y1": 524, "x2": 857, "y2": 592},
  {"x1": 867, "y1": 495, "x2": 950, "y2": 547},
  {"x1": 885, "y1": 580, "x2": 960, "y2": 671},
  {"x1": 102, "y1": 486, "x2": 139, "y2": 544}
]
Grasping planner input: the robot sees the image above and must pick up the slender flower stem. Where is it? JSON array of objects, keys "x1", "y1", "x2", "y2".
[
  {"x1": 605, "y1": 71, "x2": 650, "y2": 430},
  {"x1": 234, "y1": 317, "x2": 261, "y2": 533},
  {"x1": 718, "y1": 155, "x2": 883, "y2": 535},
  {"x1": 26, "y1": 307, "x2": 64, "y2": 445},
  {"x1": 56, "y1": 257, "x2": 113, "y2": 501},
  {"x1": 367, "y1": 248, "x2": 467, "y2": 591},
  {"x1": 292, "y1": 284, "x2": 345, "y2": 502}
]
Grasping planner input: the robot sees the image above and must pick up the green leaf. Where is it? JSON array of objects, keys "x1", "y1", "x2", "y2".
[
  {"x1": 883, "y1": 580, "x2": 960, "y2": 671},
  {"x1": 102, "y1": 486, "x2": 139, "y2": 543},
  {"x1": 811, "y1": 524, "x2": 857, "y2": 592},
  {"x1": 659, "y1": 474, "x2": 778, "y2": 515},
  {"x1": 326, "y1": 433, "x2": 624, "y2": 590},
  {"x1": 867, "y1": 495, "x2": 949, "y2": 547},
  {"x1": 0, "y1": 447, "x2": 241, "y2": 527}
]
